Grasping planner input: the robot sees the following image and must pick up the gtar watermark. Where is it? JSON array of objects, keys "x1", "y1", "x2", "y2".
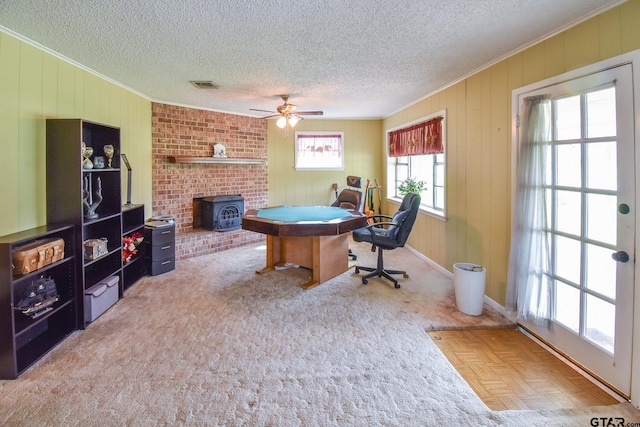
[{"x1": 590, "y1": 418, "x2": 640, "y2": 427}]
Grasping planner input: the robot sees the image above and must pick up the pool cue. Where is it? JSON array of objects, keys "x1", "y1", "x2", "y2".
[
  {"x1": 364, "y1": 179, "x2": 373, "y2": 222},
  {"x1": 374, "y1": 179, "x2": 382, "y2": 215}
]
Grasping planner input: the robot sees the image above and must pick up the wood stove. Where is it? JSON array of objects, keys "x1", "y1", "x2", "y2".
[{"x1": 193, "y1": 195, "x2": 244, "y2": 231}]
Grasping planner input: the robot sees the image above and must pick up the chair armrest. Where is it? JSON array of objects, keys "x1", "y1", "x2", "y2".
[
  {"x1": 367, "y1": 214, "x2": 393, "y2": 222},
  {"x1": 360, "y1": 220, "x2": 404, "y2": 247}
]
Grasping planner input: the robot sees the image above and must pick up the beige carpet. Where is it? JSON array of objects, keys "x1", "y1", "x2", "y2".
[{"x1": 1, "y1": 239, "x2": 638, "y2": 426}]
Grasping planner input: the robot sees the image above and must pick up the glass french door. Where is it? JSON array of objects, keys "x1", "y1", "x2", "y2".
[{"x1": 518, "y1": 64, "x2": 634, "y2": 396}]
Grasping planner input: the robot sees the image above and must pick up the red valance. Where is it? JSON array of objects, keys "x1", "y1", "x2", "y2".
[{"x1": 388, "y1": 116, "x2": 444, "y2": 157}]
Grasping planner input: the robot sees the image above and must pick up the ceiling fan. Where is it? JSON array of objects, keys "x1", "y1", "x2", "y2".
[{"x1": 250, "y1": 95, "x2": 323, "y2": 128}]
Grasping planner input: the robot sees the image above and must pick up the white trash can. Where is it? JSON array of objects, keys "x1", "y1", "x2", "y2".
[{"x1": 453, "y1": 263, "x2": 486, "y2": 316}]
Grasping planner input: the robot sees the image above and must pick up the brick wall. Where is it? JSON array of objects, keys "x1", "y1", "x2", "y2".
[{"x1": 151, "y1": 102, "x2": 268, "y2": 260}]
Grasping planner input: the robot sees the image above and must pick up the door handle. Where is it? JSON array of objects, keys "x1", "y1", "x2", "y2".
[{"x1": 612, "y1": 251, "x2": 630, "y2": 263}]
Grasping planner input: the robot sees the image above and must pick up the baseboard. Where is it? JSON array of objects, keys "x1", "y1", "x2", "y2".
[{"x1": 404, "y1": 244, "x2": 515, "y2": 322}]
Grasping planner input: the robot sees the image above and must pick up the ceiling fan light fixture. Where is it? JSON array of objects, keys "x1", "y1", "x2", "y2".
[
  {"x1": 288, "y1": 115, "x2": 301, "y2": 127},
  {"x1": 276, "y1": 116, "x2": 287, "y2": 128}
]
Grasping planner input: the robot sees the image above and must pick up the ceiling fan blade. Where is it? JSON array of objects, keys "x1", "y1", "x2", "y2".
[
  {"x1": 295, "y1": 111, "x2": 323, "y2": 116},
  {"x1": 250, "y1": 108, "x2": 276, "y2": 113}
]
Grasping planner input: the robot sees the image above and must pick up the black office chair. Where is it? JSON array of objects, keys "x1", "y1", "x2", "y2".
[
  {"x1": 352, "y1": 192, "x2": 421, "y2": 288},
  {"x1": 332, "y1": 176, "x2": 365, "y2": 260}
]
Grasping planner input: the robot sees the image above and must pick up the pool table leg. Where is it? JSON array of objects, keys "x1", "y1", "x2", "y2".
[
  {"x1": 256, "y1": 235, "x2": 280, "y2": 274},
  {"x1": 256, "y1": 234, "x2": 349, "y2": 289},
  {"x1": 301, "y1": 235, "x2": 349, "y2": 289}
]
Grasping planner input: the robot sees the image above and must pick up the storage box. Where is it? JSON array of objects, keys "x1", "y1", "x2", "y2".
[
  {"x1": 12, "y1": 238, "x2": 65, "y2": 275},
  {"x1": 84, "y1": 238, "x2": 108, "y2": 260},
  {"x1": 84, "y1": 275, "x2": 119, "y2": 323}
]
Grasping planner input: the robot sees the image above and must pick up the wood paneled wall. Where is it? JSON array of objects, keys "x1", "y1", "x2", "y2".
[
  {"x1": 267, "y1": 119, "x2": 382, "y2": 207},
  {"x1": 383, "y1": 0, "x2": 640, "y2": 305},
  {"x1": 0, "y1": 31, "x2": 153, "y2": 237}
]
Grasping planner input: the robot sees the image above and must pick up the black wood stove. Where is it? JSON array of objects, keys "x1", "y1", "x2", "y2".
[{"x1": 193, "y1": 195, "x2": 244, "y2": 231}]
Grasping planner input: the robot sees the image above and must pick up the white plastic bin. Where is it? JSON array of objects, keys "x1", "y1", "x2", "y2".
[
  {"x1": 453, "y1": 263, "x2": 486, "y2": 316},
  {"x1": 84, "y1": 275, "x2": 119, "y2": 323}
]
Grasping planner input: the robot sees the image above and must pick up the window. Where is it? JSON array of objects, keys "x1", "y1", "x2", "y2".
[
  {"x1": 295, "y1": 132, "x2": 344, "y2": 170},
  {"x1": 386, "y1": 111, "x2": 446, "y2": 218}
]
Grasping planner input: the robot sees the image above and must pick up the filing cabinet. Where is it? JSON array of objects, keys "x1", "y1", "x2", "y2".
[{"x1": 144, "y1": 224, "x2": 175, "y2": 276}]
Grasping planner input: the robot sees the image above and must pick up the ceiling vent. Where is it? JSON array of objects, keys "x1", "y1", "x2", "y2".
[{"x1": 190, "y1": 80, "x2": 219, "y2": 89}]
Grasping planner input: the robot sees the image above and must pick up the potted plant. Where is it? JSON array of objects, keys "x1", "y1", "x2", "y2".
[{"x1": 398, "y1": 177, "x2": 426, "y2": 196}]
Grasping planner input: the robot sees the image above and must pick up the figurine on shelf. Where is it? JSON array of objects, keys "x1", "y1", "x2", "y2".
[
  {"x1": 82, "y1": 145, "x2": 94, "y2": 169},
  {"x1": 213, "y1": 142, "x2": 226, "y2": 158},
  {"x1": 83, "y1": 175, "x2": 103, "y2": 219},
  {"x1": 93, "y1": 156, "x2": 105, "y2": 169},
  {"x1": 103, "y1": 144, "x2": 115, "y2": 168}
]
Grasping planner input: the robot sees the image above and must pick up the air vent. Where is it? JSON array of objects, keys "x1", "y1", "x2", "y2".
[{"x1": 190, "y1": 80, "x2": 219, "y2": 89}]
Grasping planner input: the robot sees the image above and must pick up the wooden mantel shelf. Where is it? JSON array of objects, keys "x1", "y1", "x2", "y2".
[{"x1": 167, "y1": 156, "x2": 265, "y2": 165}]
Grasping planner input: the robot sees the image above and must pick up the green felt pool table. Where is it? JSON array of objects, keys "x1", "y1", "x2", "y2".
[{"x1": 242, "y1": 206, "x2": 368, "y2": 289}]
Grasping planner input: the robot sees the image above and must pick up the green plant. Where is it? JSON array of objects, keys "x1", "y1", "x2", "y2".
[{"x1": 398, "y1": 177, "x2": 426, "y2": 196}]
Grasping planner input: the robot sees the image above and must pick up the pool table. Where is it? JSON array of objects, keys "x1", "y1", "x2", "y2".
[{"x1": 242, "y1": 206, "x2": 368, "y2": 289}]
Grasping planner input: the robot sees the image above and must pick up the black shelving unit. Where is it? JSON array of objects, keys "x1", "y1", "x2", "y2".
[
  {"x1": 0, "y1": 224, "x2": 76, "y2": 379},
  {"x1": 122, "y1": 204, "x2": 146, "y2": 291},
  {"x1": 46, "y1": 119, "x2": 123, "y2": 327}
]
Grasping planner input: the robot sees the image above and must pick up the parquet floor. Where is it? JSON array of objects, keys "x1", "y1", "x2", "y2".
[{"x1": 427, "y1": 328, "x2": 621, "y2": 411}]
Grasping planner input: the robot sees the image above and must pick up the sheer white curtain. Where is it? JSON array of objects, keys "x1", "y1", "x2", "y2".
[{"x1": 506, "y1": 95, "x2": 553, "y2": 325}]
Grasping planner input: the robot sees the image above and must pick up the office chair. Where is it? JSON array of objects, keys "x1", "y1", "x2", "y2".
[
  {"x1": 331, "y1": 176, "x2": 365, "y2": 260},
  {"x1": 331, "y1": 175, "x2": 365, "y2": 212},
  {"x1": 352, "y1": 192, "x2": 421, "y2": 288}
]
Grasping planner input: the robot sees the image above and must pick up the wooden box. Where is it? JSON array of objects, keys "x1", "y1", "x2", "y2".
[
  {"x1": 83, "y1": 238, "x2": 108, "y2": 260},
  {"x1": 12, "y1": 238, "x2": 65, "y2": 275}
]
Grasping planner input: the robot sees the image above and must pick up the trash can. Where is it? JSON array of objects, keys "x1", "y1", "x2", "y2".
[{"x1": 453, "y1": 263, "x2": 486, "y2": 316}]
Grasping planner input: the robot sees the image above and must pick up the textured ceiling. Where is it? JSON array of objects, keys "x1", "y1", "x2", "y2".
[{"x1": 0, "y1": 0, "x2": 621, "y2": 119}]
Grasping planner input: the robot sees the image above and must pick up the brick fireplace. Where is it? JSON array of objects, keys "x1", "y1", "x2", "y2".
[{"x1": 151, "y1": 103, "x2": 268, "y2": 260}]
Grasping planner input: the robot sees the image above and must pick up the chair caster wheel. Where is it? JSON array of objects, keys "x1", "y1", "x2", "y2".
[
  {"x1": 403, "y1": 273, "x2": 409, "y2": 278},
  {"x1": 395, "y1": 283, "x2": 401, "y2": 289},
  {"x1": 362, "y1": 278, "x2": 368, "y2": 285},
  {"x1": 355, "y1": 267, "x2": 360, "y2": 273}
]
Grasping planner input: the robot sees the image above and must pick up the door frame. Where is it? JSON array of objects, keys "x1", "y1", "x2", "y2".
[{"x1": 510, "y1": 49, "x2": 640, "y2": 408}]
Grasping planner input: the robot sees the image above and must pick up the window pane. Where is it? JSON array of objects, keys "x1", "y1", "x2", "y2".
[
  {"x1": 585, "y1": 243, "x2": 616, "y2": 299},
  {"x1": 586, "y1": 193, "x2": 616, "y2": 245},
  {"x1": 585, "y1": 295, "x2": 615, "y2": 354},
  {"x1": 555, "y1": 96, "x2": 581, "y2": 141},
  {"x1": 587, "y1": 88, "x2": 616, "y2": 138},
  {"x1": 396, "y1": 165, "x2": 409, "y2": 183},
  {"x1": 546, "y1": 189, "x2": 553, "y2": 229},
  {"x1": 555, "y1": 280, "x2": 580, "y2": 333},
  {"x1": 555, "y1": 235, "x2": 581, "y2": 285},
  {"x1": 435, "y1": 164, "x2": 444, "y2": 186},
  {"x1": 435, "y1": 187, "x2": 444, "y2": 210},
  {"x1": 555, "y1": 190, "x2": 581, "y2": 236},
  {"x1": 556, "y1": 143, "x2": 581, "y2": 188},
  {"x1": 411, "y1": 155, "x2": 431, "y2": 191},
  {"x1": 545, "y1": 144, "x2": 552, "y2": 185},
  {"x1": 587, "y1": 141, "x2": 616, "y2": 191}
]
